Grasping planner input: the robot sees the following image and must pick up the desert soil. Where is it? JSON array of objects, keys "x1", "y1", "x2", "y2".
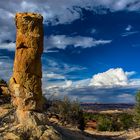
[{"x1": 0, "y1": 104, "x2": 140, "y2": 140}]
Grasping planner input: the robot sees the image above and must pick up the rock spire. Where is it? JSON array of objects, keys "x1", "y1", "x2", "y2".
[{"x1": 9, "y1": 13, "x2": 44, "y2": 111}]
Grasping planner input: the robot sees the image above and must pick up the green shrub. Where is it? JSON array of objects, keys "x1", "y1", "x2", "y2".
[
  {"x1": 97, "y1": 116, "x2": 113, "y2": 131},
  {"x1": 119, "y1": 113, "x2": 134, "y2": 130},
  {"x1": 58, "y1": 97, "x2": 84, "y2": 127},
  {"x1": 134, "y1": 91, "x2": 140, "y2": 126},
  {"x1": 84, "y1": 112, "x2": 134, "y2": 131},
  {"x1": 47, "y1": 96, "x2": 85, "y2": 130}
]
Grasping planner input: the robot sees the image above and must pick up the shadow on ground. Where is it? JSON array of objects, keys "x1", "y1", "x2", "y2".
[{"x1": 50, "y1": 123, "x2": 126, "y2": 140}]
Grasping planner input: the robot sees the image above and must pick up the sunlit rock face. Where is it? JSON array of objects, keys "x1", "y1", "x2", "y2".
[
  {"x1": 4, "y1": 13, "x2": 62, "y2": 140},
  {"x1": 9, "y1": 13, "x2": 44, "y2": 111}
]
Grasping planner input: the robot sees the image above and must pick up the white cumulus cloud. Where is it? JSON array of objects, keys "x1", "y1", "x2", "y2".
[
  {"x1": 62, "y1": 80, "x2": 73, "y2": 89},
  {"x1": 125, "y1": 71, "x2": 136, "y2": 77},
  {"x1": 45, "y1": 80, "x2": 73, "y2": 90},
  {"x1": 45, "y1": 35, "x2": 111, "y2": 49},
  {"x1": 89, "y1": 68, "x2": 130, "y2": 87},
  {"x1": 0, "y1": 42, "x2": 15, "y2": 51},
  {"x1": 121, "y1": 31, "x2": 139, "y2": 37},
  {"x1": 44, "y1": 73, "x2": 65, "y2": 80},
  {"x1": 125, "y1": 25, "x2": 132, "y2": 31},
  {"x1": 0, "y1": 56, "x2": 13, "y2": 81}
]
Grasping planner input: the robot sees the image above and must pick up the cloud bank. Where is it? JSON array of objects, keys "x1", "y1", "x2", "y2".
[
  {"x1": 44, "y1": 68, "x2": 140, "y2": 102},
  {"x1": 0, "y1": 0, "x2": 140, "y2": 50}
]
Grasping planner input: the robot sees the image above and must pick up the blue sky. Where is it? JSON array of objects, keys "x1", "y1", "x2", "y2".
[{"x1": 0, "y1": 0, "x2": 140, "y2": 103}]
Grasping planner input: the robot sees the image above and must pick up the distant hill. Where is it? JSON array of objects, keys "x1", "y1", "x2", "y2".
[{"x1": 81, "y1": 103, "x2": 135, "y2": 111}]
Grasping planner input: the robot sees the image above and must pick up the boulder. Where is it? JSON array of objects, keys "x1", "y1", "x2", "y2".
[
  {"x1": 3, "y1": 133, "x2": 20, "y2": 140},
  {"x1": 0, "y1": 86, "x2": 9, "y2": 96},
  {"x1": 3, "y1": 125, "x2": 62, "y2": 140}
]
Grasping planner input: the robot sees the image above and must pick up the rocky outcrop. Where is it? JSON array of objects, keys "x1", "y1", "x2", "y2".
[
  {"x1": 3, "y1": 125, "x2": 61, "y2": 140},
  {"x1": 9, "y1": 12, "x2": 45, "y2": 127},
  {"x1": 6, "y1": 13, "x2": 62, "y2": 140},
  {"x1": 0, "y1": 84, "x2": 10, "y2": 105},
  {"x1": 0, "y1": 84, "x2": 10, "y2": 97},
  {"x1": 9, "y1": 13, "x2": 43, "y2": 111},
  {"x1": 0, "y1": 106, "x2": 61, "y2": 140}
]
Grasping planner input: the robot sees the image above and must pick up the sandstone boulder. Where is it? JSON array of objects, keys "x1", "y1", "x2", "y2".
[
  {"x1": 0, "y1": 86, "x2": 9, "y2": 96},
  {"x1": 3, "y1": 133, "x2": 20, "y2": 140}
]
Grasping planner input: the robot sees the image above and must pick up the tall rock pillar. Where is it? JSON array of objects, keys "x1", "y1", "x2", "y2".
[
  {"x1": 9, "y1": 13, "x2": 43, "y2": 112},
  {"x1": 6, "y1": 13, "x2": 62, "y2": 140}
]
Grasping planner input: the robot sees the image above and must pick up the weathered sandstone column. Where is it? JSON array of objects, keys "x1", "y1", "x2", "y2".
[
  {"x1": 4, "y1": 13, "x2": 62, "y2": 139},
  {"x1": 9, "y1": 13, "x2": 43, "y2": 112}
]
